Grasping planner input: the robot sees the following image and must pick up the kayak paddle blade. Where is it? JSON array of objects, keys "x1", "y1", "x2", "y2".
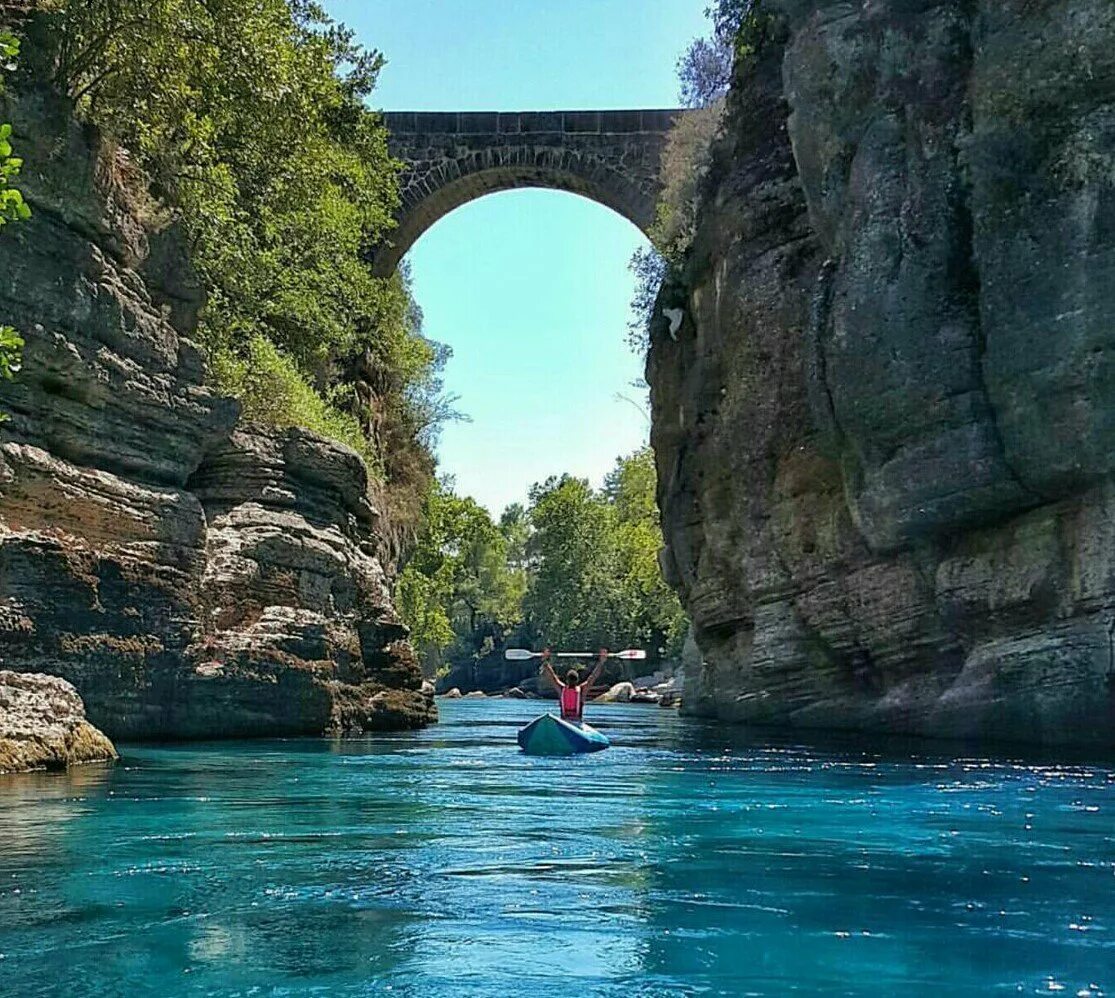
[{"x1": 504, "y1": 648, "x2": 537, "y2": 661}]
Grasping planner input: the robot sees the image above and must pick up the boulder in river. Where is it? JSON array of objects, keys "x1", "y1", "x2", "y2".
[
  {"x1": 0, "y1": 671, "x2": 117, "y2": 774},
  {"x1": 503, "y1": 687, "x2": 528, "y2": 699},
  {"x1": 595, "y1": 682, "x2": 635, "y2": 704},
  {"x1": 441, "y1": 688, "x2": 462, "y2": 699}
]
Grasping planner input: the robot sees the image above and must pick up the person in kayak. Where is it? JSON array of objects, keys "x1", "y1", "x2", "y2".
[{"x1": 541, "y1": 648, "x2": 608, "y2": 722}]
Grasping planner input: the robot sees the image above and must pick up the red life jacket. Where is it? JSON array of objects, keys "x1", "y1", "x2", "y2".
[{"x1": 559, "y1": 685, "x2": 583, "y2": 721}]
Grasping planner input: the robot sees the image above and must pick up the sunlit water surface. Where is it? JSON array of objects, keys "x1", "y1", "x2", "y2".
[{"x1": 1, "y1": 700, "x2": 1113, "y2": 996}]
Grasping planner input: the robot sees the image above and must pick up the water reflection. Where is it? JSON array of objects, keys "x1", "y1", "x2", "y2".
[{"x1": 0, "y1": 761, "x2": 114, "y2": 868}]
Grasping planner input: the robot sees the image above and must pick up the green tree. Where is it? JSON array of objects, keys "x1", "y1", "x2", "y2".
[
  {"x1": 603, "y1": 441, "x2": 659, "y2": 524},
  {"x1": 523, "y1": 450, "x2": 686, "y2": 659},
  {"x1": 396, "y1": 553, "x2": 455, "y2": 665},
  {"x1": 34, "y1": 0, "x2": 447, "y2": 507},
  {"x1": 400, "y1": 452, "x2": 686, "y2": 674},
  {"x1": 499, "y1": 503, "x2": 531, "y2": 573},
  {"x1": 397, "y1": 481, "x2": 525, "y2": 673},
  {"x1": 523, "y1": 475, "x2": 619, "y2": 650},
  {"x1": 605, "y1": 448, "x2": 687, "y2": 657}
]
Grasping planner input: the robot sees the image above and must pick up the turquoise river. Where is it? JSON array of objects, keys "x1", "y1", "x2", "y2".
[{"x1": 1, "y1": 700, "x2": 1113, "y2": 996}]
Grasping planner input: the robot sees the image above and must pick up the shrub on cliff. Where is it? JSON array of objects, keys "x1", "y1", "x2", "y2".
[
  {"x1": 677, "y1": 26, "x2": 731, "y2": 108},
  {"x1": 210, "y1": 335, "x2": 374, "y2": 467},
  {"x1": 627, "y1": 2, "x2": 741, "y2": 353},
  {"x1": 626, "y1": 246, "x2": 668, "y2": 354},
  {"x1": 0, "y1": 31, "x2": 28, "y2": 230},
  {"x1": 626, "y1": 103, "x2": 724, "y2": 355},
  {"x1": 628, "y1": 1, "x2": 771, "y2": 354},
  {"x1": 0, "y1": 28, "x2": 26, "y2": 391},
  {"x1": 648, "y1": 100, "x2": 726, "y2": 264},
  {"x1": 653, "y1": 1, "x2": 772, "y2": 260},
  {"x1": 30, "y1": 1, "x2": 444, "y2": 504}
]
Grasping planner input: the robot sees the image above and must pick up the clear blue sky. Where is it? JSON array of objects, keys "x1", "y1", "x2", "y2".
[{"x1": 322, "y1": 1, "x2": 709, "y2": 513}]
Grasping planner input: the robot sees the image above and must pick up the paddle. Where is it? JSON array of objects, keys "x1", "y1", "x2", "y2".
[{"x1": 504, "y1": 648, "x2": 647, "y2": 661}]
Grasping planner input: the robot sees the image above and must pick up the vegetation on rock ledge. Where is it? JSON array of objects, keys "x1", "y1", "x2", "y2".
[
  {"x1": 28, "y1": 0, "x2": 449, "y2": 533},
  {"x1": 628, "y1": 1, "x2": 763, "y2": 354},
  {"x1": 0, "y1": 27, "x2": 26, "y2": 393}
]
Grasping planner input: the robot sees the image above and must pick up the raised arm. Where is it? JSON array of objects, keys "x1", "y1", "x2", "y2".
[
  {"x1": 540, "y1": 651, "x2": 563, "y2": 692},
  {"x1": 580, "y1": 648, "x2": 608, "y2": 693}
]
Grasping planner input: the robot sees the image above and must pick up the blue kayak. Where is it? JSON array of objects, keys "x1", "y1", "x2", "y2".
[{"x1": 517, "y1": 713, "x2": 610, "y2": 756}]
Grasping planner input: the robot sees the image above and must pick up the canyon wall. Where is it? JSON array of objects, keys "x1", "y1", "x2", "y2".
[
  {"x1": 650, "y1": 0, "x2": 1115, "y2": 745},
  {"x1": 0, "y1": 92, "x2": 434, "y2": 739}
]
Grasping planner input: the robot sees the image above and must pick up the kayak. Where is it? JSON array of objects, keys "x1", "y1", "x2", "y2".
[
  {"x1": 517, "y1": 714, "x2": 610, "y2": 755},
  {"x1": 517, "y1": 713, "x2": 610, "y2": 756}
]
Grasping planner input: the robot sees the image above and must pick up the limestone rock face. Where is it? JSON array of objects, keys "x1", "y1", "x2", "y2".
[
  {"x1": 649, "y1": 1, "x2": 1115, "y2": 746},
  {"x1": 183, "y1": 428, "x2": 435, "y2": 736},
  {"x1": 0, "y1": 670, "x2": 116, "y2": 773},
  {"x1": 0, "y1": 92, "x2": 434, "y2": 739}
]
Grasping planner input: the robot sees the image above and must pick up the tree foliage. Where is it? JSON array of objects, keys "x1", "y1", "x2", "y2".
[
  {"x1": 626, "y1": 245, "x2": 667, "y2": 356},
  {"x1": 396, "y1": 481, "x2": 527, "y2": 674},
  {"x1": 648, "y1": 100, "x2": 725, "y2": 263},
  {"x1": 627, "y1": 3, "x2": 761, "y2": 356},
  {"x1": 209, "y1": 335, "x2": 374, "y2": 465},
  {"x1": 677, "y1": 35, "x2": 733, "y2": 110},
  {"x1": 708, "y1": 0, "x2": 756, "y2": 55},
  {"x1": 32, "y1": 1, "x2": 448, "y2": 505},
  {"x1": 0, "y1": 32, "x2": 28, "y2": 230},
  {"x1": 523, "y1": 449, "x2": 686, "y2": 656},
  {"x1": 678, "y1": 2, "x2": 764, "y2": 109},
  {"x1": 400, "y1": 450, "x2": 687, "y2": 672},
  {"x1": 40, "y1": 0, "x2": 397, "y2": 356},
  {"x1": 0, "y1": 324, "x2": 22, "y2": 380}
]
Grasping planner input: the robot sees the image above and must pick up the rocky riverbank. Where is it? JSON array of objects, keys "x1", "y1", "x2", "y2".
[
  {"x1": 649, "y1": 1, "x2": 1115, "y2": 746},
  {"x1": 439, "y1": 674, "x2": 682, "y2": 707},
  {"x1": 0, "y1": 91, "x2": 434, "y2": 741},
  {"x1": 0, "y1": 670, "x2": 116, "y2": 773}
]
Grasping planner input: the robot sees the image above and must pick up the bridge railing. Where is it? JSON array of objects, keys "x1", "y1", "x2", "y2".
[{"x1": 383, "y1": 109, "x2": 684, "y2": 136}]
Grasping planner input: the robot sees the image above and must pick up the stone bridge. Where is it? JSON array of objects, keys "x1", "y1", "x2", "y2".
[{"x1": 371, "y1": 108, "x2": 685, "y2": 277}]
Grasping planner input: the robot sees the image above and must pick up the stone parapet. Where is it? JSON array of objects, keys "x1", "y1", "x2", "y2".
[{"x1": 384, "y1": 108, "x2": 682, "y2": 136}]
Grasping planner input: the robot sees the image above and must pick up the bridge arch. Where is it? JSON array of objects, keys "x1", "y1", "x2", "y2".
[{"x1": 372, "y1": 109, "x2": 682, "y2": 277}]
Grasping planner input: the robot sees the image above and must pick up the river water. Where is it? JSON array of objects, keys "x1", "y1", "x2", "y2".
[{"x1": 0, "y1": 700, "x2": 1113, "y2": 996}]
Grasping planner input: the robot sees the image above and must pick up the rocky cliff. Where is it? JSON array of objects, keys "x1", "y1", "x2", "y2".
[
  {"x1": 650, "y1": 0, "x2": 1115, "y2": 746},
  {"x1": 0, "y1": 92, "x2": 434, "y2": 739}
]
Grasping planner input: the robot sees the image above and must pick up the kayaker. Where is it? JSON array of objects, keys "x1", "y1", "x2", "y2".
[{"x1": 540, "y1": 648, "x2": 608, "y2": 722}]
